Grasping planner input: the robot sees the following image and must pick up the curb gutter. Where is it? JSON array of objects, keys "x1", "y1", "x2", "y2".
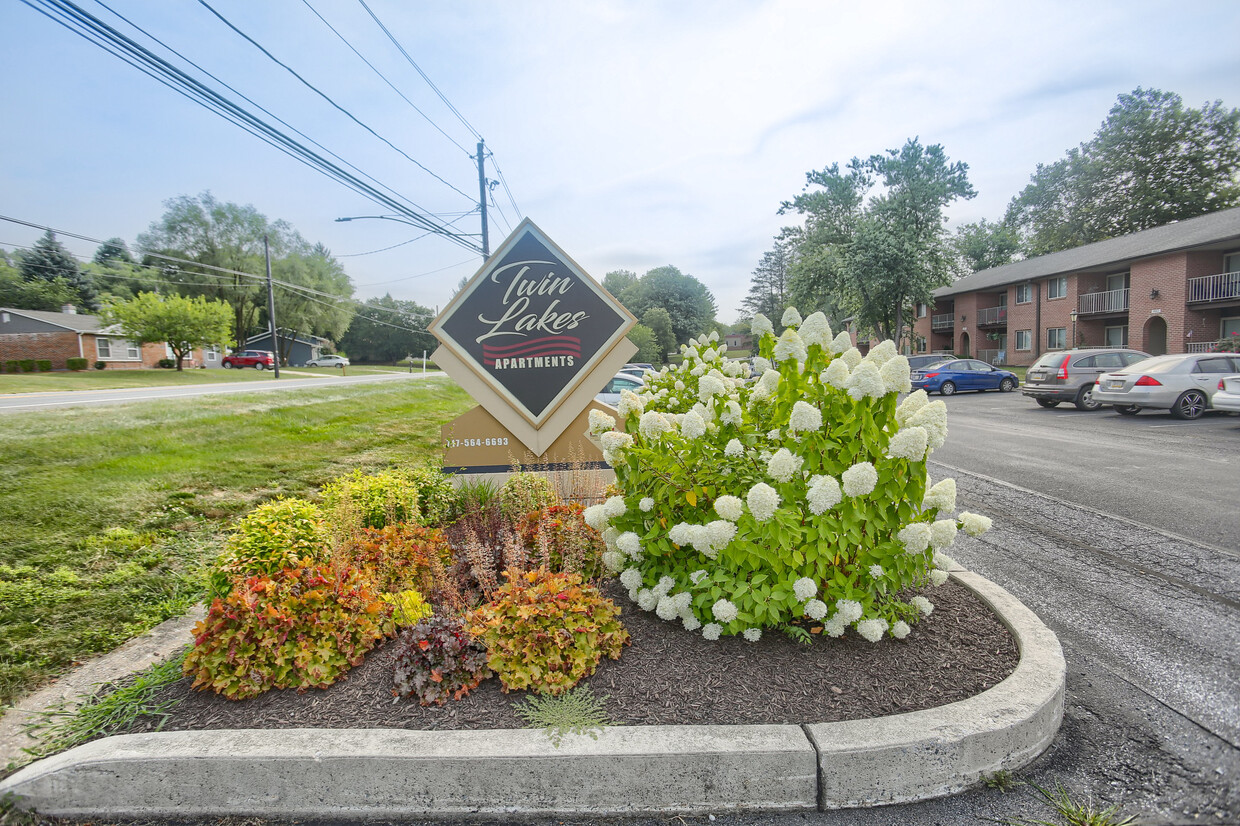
[{"x1": 0, "y1": 571, "x2": 1064, "y2": 818}]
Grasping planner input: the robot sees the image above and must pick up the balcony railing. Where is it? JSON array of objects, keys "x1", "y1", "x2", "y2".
[
  {"x1": 1078, "y1": 288, "x2": 1129, "y2": 315},
  {"x1": 976, "y1": 306, "x2": 1007, "y2": 326},
  {"x1": 1187, "y1": 271, "x2": 1240, "y2": 304},
  {"x1": 1187, "y1": 340, "x2": 1238, "y2": 353},
  {"x1": 931, "y1": 313, "x2": 954, "y2": 331}
]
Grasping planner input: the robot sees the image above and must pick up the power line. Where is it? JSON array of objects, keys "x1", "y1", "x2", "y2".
[
  {"x1": 90, "y1": 0, "x2": 446, "y2": 225},
  {"x1": 21, "y1": 0, "x2": 483, "y2": 255},
  {"x1": 298, "y1": 0, "x2": 473, "y2": 159},
  {"x1": 356, "y1": 0, "x2": 481, "y2": 141},
  {"x1": 337, "y1": 209, "x2": 478, "y2": 257},
  {"x1": 195, "y1": 0, "x2": 476, "y2": 204},
  {"x1": 353, "y1": 257, "x2": 477, "y2": 287}
]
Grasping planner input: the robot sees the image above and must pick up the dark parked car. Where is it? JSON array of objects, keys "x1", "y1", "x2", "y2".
[
  {"x1": 910, "y1": 359, "x2": 1019, "y2": 395},
  {"x1": 221, "y1": 350, "x2": 276, "y2": 370},
  {"x1": 1021, "y1": 348, "x2": 1150, "y2": 411},
  {"x1": 907, "y1": 354, "x2": 953, "y2": 371}
]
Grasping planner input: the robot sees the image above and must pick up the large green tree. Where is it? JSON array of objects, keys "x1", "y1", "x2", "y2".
[
  {"x1": 0, "y1": 263, "x2": 81, "y2": 311},
  {"x1": 625, "y1": 323, "x2": 660, "y2": 364},
  {"x1": 640, "y1": 307, "x2": 675, "y2": 363},
  {"x1": 739, "y1": 239, "x2": 795, "y2": 328},
  {"x1": 617, "y1": 266, "x2": 717, "y2": 348},
  {"x1": 781, "y1": 138, "x2": 975, "y2": 343},
  {"x1": 137, "y1": 193, "x2": 354, "y2": 348},
  {"x1": 602, "y1": 269, "x2": 638, "y2": 299},
  {"x1": 1006, "y1": 88, "x2": 1240, "y2": 255},
  {"x1": 16, "y1": 231, "x2": 99, "y2": 310},
  {"x1": 106, "y1": 292, "x2": 233, "y2": 371},
  {"x1": 337, "y1": 294, "x2": 435, "y2": 363},
  {"x1": 951, "y1": 218, "x2": 1020, "y2": 275}
]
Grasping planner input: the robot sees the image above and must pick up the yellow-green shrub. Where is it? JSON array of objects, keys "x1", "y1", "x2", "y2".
[
  {"x1": 323, "y1": 469, "x2": 420, "y2": 531},
  {"x1": 497, "y1": 472, "x2": 558, "y2": 522},
  {"x1": 209, "y1": 498, "x2": 330, "y2": 597}
]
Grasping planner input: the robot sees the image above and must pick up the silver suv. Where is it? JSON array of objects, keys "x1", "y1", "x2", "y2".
[{"x1": 1021, "y1": 348, "x2": 1150, "y2": 410}]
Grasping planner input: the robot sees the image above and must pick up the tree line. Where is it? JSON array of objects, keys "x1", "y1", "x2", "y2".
[
  {"x1": 0, "y1": 192, "x2": 439, "y2": 366},
  {"x1": 740, "y1": 87, "x2": 1240, "y2": 345}
]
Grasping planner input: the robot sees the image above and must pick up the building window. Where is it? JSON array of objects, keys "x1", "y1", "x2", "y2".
[
  {"x1": 1015, "y1": 330, "x2": 1032, "y2": 351},
  {"x1": 1222, "y1": 316, "x2": 1240, "y2": 341},
  {"x1": 126, "y1": 340, "x2": 140, "y2": 360},
  {"x1": 1047, "y1": 277, "x2": 1067, "y2": 300},
  {"x1": 1047, "y1": 327, "x2": 1066, "y2": 350},
  {"x1": 1, "y1": 312, "x2": 9, "y2": 323},
  {"x1": 1225, "y1": 252, "x2": 1240, "y2": 274},
  {"x1": 1016, "y1": 284, "x2": 1032, "y2": 304},
  {"x1": 916, "y1": 303, "x2": 927, "y2": 318},
  {"x1": 97, "y1": 337, "x2": 111, "y2": 358},
  {"x1": 206, "y1": 345, "x2": 219, "y2": 362},
  {"x1": 1104, "y1": 325, "x2": 1128, "y2": 347},
  {"x1": 916, "y1": 336, "x2": 927, "y2": 353}
]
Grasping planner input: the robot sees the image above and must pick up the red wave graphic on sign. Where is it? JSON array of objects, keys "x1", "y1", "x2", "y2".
[{"x1": 482, "y1": 335, "x2": 581, "y2": 367}]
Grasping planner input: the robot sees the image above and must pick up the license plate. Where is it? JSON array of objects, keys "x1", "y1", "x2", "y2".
[
  {"x1": 1028, "y1": 371, "x2": 1045, "y2": 381},
  {"x1": 1107, "y1": 380, "x2": 1124, "y2": 390}
]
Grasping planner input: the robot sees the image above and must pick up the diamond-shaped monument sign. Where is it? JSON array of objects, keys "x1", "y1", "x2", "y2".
[{"x1": 430, "y1": 219, "x2": 636, "y2": 451}]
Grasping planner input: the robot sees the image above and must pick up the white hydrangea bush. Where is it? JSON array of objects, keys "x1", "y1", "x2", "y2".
[{"x1": 585, "y1": 312, "x2": 992, "y2": 643}]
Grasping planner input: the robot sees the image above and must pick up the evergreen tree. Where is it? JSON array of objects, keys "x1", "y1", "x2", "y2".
[{"x1": 17, "y1": 231, "x2": 99, "y2": 310}]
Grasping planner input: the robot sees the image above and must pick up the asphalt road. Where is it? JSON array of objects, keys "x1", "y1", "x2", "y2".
[{"x1": 0, "y1": 370, "x2": 445, "y2": 413}]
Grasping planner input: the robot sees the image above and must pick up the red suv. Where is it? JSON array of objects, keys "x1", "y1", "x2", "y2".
[{"x1": 222, "y1": 350, "x2": 276, "y2": 370}]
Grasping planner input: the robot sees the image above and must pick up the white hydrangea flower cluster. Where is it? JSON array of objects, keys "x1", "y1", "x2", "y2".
[
  {"x1": 746, "y1": 482, "x2": 780, "y2": 521},
  {"x1": 584, "y1": 303, "x2": 993, "y2": 644},
  {"x1": 841, "y1": 462, "x2": 878, "y2": 497},
  {"x1": 806, "y1": 475, "x2": 842, "y2": 515},
  {"x1": 767, "y1": 448, "x2": 804, "y2": 483}
]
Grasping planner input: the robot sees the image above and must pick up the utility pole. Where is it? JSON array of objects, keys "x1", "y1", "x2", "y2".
[
  {"x1": 264, "y1": 235, "x2": 280, "y2": 379},
  {"x1": 477, "y1": 140, "x2": 490, "y2": 260}
]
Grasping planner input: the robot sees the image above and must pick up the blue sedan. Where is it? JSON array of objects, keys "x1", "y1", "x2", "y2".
[{"x1": 910, "y1": 359, "x2": 1019, "y2": 396}]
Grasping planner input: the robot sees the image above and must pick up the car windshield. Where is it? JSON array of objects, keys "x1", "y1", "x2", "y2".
[
  {"x1": 1123, "y1": 356, "x2": 1185, "y2": 374},
  {"x1": 1031, "y1": 353, "x2": 1068, "y2": 369}
]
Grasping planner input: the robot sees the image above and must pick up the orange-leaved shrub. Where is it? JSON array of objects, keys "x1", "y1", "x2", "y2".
[
  {"x1": 516, "y1": 503, "x2": 606, "y2": 579},
  {"x1": 184, "y1": 561, "x2": 395, "y2": 700},
  {"x1": 208, "y1": 498, "x2": 331, "y2": 598},
  {"x1": 466, "y1": 569, "x2": 629, "y2": 695}
]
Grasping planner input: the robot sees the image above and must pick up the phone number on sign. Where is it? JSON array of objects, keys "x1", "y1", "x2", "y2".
[{"x1": 445, "y1": 437, "x2": 510, "y2": 448}]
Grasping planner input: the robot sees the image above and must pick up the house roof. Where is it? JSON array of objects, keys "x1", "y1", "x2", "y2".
[
  {"x1": 0, "y1": 307, "x2": 103, "y2": 333},
  {"x1": 934, "y1": 206, "x2": 1240, "y2": 299}
]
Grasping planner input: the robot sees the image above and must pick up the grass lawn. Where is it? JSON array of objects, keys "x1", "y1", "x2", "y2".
[
  {"x1": 0, "y1": 378, "x2": 472, "y2": 705},
  {"x1": 0, "y1": 365, "x2": 429, "y2": 394}
]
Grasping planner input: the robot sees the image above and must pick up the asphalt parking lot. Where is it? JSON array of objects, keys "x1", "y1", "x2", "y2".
[{"x1": 929, "y1": 386, "x2": 1240, "y2": 552}]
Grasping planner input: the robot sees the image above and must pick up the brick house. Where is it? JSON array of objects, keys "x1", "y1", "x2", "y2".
[
  {"x1": 913, "y1": 207, "x2": 1240, "y2": 366},
  {"x1": 0, "y1": 306, "x2": 216, "y2": 369}
]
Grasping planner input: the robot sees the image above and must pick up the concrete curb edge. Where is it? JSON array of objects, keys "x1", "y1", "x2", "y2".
[{"x1": 0, "y1": 570, "x2": 1065, "y2": 818}]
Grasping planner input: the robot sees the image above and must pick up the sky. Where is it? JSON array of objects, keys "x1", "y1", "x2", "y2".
[{"x1": 2, "y1": 0, "x2": 1239, "y2": 324}]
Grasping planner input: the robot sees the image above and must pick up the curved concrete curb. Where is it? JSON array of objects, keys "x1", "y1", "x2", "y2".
[{"x1": 0, "y1": 571, "x2": 1064, "y2": 818}]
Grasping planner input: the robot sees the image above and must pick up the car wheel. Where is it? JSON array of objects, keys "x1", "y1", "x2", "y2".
[
  {"x1": 1035, "y1": 398, "x2": 1059, "y2": 408},
  {"x1": 1115, "y1": 405, "x2": 1140, "y2": 416},
  {"x1": 940, "y1": 381, "x2": 956, "y2": 396},
  {"x1": 1000, "y1": 378, "x2": 1016, "y2": 392},
  {"x1": 337, "y1": 363, "x2": 345, "y2": 369},
  {"x1": 223, "y1": 361, "x2": 233, "y2": 369},
  {"x1": 255, "y1": 363, "x2": 266, "y2": 370},
  {"x1": 1171, "y1": 390, "x2": 1206, "y2": 420},
  {"x1": 1074, "y1": 384, "x2": 1102, "y2": 411}
]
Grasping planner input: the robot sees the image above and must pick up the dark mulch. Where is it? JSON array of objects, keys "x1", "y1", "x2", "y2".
[{"x1": 124, "y1": 578, "x2": 1018, "y2": 736}]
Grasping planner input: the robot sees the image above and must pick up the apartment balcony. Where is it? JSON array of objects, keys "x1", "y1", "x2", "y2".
[
  {"x1": 1077, "y1": 288, "x2": 1129, "y2": 315},
  {"x1": 931, "y1": 313, "x2": 954, "y2": 332},
  {"x1": 1187, "y1": 340, "x2": 1238, "y2": 353},
  {"x1": 1186, "y1": 271, "x2": 1240, "y2": 304},
  {"x1": 975, "y1": 306, "x2": 1007, "y2": 327}
]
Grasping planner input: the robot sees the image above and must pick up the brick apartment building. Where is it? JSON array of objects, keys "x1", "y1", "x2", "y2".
[
  {"x1": 912, "y1": 207, "x2": 1240, "y2": 366},
  {"x1": 0, "y1": 306, "x2": 216, "y2": 369}
]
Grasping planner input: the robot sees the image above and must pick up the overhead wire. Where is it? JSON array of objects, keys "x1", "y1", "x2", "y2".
[
  {"x1": 195, "y1": 0, "x2": 477, "y2": 204},
  {"x1": 297, "y1": 0, "x2": 473, "y2": 158},
  {"x1": 356, "y1": 0, "x2": 481, "y2": 141},
  {"x1": 90, "y1": 0, "x2": 450, "y2": 227},
  {"x1": 20, "y1": 0, "x2": 483, "y2": 255}
]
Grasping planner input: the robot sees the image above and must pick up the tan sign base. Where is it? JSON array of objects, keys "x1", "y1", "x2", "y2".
[{"x1": 441, "y1": 401, "x2": 626, "y2": 502}]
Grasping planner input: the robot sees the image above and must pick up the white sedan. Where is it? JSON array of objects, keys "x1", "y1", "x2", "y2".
[
  {"x1": 306, "y1": 354, "x2": 350, "y2": 368},
  {"x1": 1213, "y1": 374, "x2": 1240, "y2": 413}
]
